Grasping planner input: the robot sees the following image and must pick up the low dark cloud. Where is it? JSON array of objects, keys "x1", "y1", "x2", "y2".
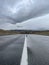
[{"x1": 0, "y1": 0, "x2": 49, "y2": 24}]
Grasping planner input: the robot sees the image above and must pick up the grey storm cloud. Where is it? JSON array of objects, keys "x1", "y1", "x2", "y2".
[{"x1": 0, "y1": 0, "x2": 49, "y2": 24}]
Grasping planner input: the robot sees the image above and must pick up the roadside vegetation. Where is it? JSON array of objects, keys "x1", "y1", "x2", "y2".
[
  {"x1": 0, "y1": 29, "x2": 49, "y2": 35},
  {"x1": 0, "y1": 29, "x2": 19, "y2": 35}
]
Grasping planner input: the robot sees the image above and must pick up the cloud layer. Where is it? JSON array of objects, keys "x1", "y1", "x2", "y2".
[
  {"x1": 1, "y1": 14, "x2": 49, "y2": 30},
  {"x1": 0, "y1": 0, "x2": 49, "y2": 24}
]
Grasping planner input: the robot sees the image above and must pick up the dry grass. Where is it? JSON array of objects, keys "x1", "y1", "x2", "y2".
[
  {"x1": 0, "y1": 29, "x2": 18, "y2": 35},
  {"x1": 0, "y1": 29, "x2": 49, "y2": 35},
  {"x1": 31, "y1": 31, "x2": 49, "y2": 36}
]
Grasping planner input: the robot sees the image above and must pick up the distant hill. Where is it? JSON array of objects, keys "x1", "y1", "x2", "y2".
[
  {"x1": 0, "y1": 29, "x2": 49, "y2": 35},
  {"x1": 0, "y1": 29, "x2": 18, "y2": 35}
]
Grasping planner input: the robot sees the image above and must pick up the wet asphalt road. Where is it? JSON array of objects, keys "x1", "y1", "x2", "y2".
[
  {"x1": 0, "y1": 34, "x2": 25, "y2": 65},
  {"x1": 27, "y1": 34, "x2": 49, "y2": 65},
  {"x1": 0, "y1": 34, "x2": 49, "y2": 65}
]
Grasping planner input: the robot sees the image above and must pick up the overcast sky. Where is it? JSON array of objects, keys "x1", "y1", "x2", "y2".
[{"x1": 0, "y1": 0, "x2": 49, "y2": 30}]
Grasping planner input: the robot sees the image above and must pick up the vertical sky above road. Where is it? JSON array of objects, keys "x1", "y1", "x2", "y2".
[{"x1": 0, "y1": 0, "x2": 49, "y2": 30}]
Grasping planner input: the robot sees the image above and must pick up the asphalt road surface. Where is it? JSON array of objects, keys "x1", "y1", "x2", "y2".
[
  {"x1": 27, "y1": 34, "x2": 49, "y2": 65},
  {"x1": 0, "y1": 34, "x2": 25, "y2": 65},
  {"x1": 0, "y1": 34, "x2": 49, "y2": 65}
]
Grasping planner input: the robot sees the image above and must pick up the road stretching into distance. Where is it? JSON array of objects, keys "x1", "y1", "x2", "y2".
[
  {"x1": 27, "y1": 34, "x2": 49, "y2": 65},
  {"x1": 0, "y1": 34, "x2": 49, "y2": 65},
  {"x1": 0, "y1": 34, "x2": 25, "y2": 65}
]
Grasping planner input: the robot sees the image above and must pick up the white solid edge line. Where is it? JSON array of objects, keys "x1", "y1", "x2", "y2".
[{"x1": 20, "y1": 35, "x2": 28, "y2": 65}]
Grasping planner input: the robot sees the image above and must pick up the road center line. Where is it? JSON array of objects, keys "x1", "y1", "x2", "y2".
[{"x1": 20, "y1": 35, "x2": 28, "y2": 65}]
